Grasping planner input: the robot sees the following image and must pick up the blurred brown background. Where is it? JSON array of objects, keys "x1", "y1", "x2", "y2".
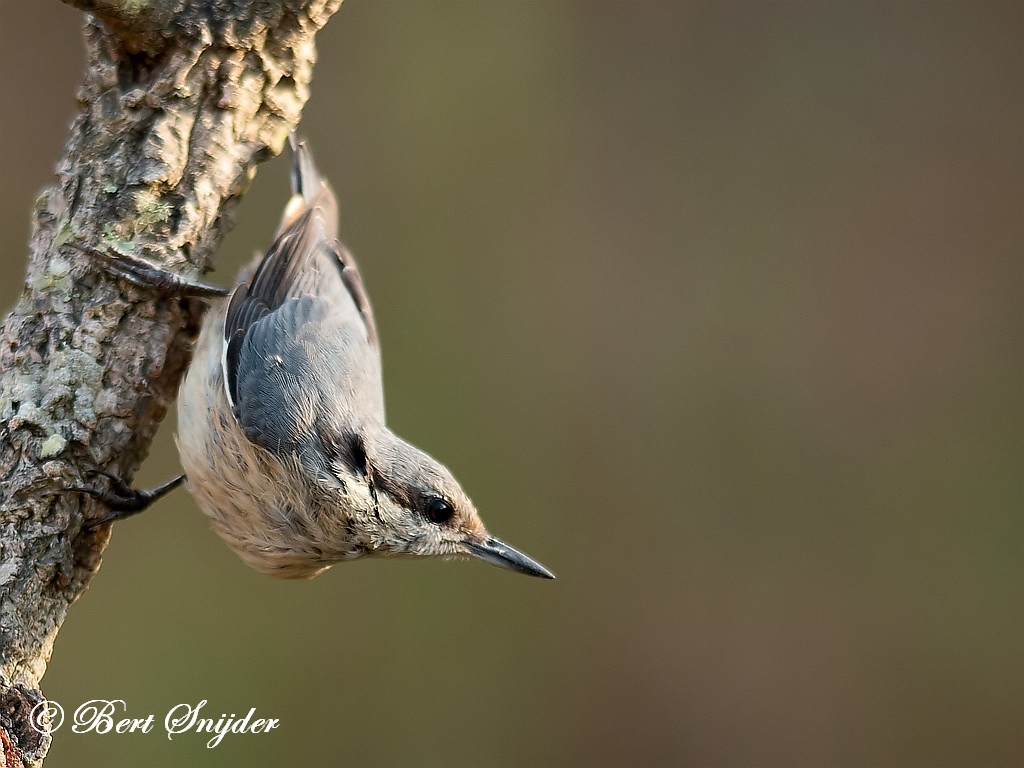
[{"x1": 1, "y1": 1, "x2": 1021, "y2": 766}]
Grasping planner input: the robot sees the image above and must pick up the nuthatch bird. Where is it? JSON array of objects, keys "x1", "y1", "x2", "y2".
[{"x1": 68, "y1": 137, "x2": 554, "y2": 581}]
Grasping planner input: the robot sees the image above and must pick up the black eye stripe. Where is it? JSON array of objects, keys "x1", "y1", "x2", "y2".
[
  {"x1": 318, "y1": 429, "x2": 368, "y2": 479},
  {"x1": 346, "y1": 433, "x2": 368, "y2": 476},
  {"x1": 424, "y1": 497, "x2": 454, "y2": 525}
]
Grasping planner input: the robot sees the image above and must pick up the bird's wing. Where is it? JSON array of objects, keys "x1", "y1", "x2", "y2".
[
  {"x1": 229, "y1": 294, "x2": 383, "y2": 467},
  {"x1": 221, "y1": 196, "x2": 383, "y2": 461},
  {"x1": 332, "y1": 239, "x2": 379, "y2": 352}
]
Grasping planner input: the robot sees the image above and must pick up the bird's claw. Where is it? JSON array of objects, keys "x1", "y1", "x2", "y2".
[
  {"x1": 60, "y1": 241, "x2": 229, "y2": 300},
  {"x1": 68, "y1": 471, "x2": 186, "y2": 527}
]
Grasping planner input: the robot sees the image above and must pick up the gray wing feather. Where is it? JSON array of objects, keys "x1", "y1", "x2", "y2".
[
  {"x1": 232, "y1": 296, "x2": 383, "y2": 460},
  {"x1": 222, "y1": 179, "x2": 383, "y2": 461}
]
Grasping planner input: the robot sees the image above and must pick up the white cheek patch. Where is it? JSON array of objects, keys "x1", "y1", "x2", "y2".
[{"x1": 331, "y1": 462, "x2": 375, "y2": 506}]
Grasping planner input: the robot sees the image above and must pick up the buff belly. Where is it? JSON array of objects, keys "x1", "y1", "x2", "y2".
[{"x1": 175, "y1": 305, "x2": 340, "y2": 579}]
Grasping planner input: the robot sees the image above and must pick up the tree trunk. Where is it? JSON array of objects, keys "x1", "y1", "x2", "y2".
[{"x1": 0, "y1": 2, "x2": 342, "y2": 764}]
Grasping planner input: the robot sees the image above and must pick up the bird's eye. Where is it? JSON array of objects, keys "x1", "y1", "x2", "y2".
[{"x1": 424, "y1": 497, "x2": 455, "y2": 525}]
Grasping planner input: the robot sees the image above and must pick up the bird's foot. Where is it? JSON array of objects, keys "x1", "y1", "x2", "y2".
[
  {"x1": 61, "y1": 241, "x2": 229, "y2": 300},
  {"x1": 67, "y1": 471, "x2": 186, "y2": 527}
]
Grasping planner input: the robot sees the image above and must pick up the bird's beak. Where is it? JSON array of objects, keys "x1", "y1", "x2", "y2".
[{"x1": 463, "y1": 536, "x2": 555, "y2": 579}]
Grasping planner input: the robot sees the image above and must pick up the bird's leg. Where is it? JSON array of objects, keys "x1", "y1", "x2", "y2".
[
  {"x1": 67, "y1": 471, "x2": 186, "y2": 527},
  {"x1": 60, "y1": 241, "x2": 229, "y2": 300}
]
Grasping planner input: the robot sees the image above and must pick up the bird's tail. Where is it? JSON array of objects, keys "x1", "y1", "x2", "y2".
[
  {"x1": 289, "y1": 132, "x2": 321, "y2": 205},
  {"x1": 278, "y1": 133, "x2": 337, "y2": 236}
]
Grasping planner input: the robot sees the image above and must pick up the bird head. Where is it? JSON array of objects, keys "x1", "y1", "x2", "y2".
[{"x1": 346, "y1": 432, "x2": 554, "y2": 579}]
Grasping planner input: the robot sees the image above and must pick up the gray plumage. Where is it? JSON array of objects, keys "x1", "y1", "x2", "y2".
[{"x1": 176, "y1": 138, "x2": 553, "y2": 580}]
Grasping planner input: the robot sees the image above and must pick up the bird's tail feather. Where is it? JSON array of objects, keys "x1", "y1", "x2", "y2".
[
  {"x1": 289, "y1": 132, "x2": 321, "y2": 205},
  {"x1": 278, "y1": 133, "x2": 336, "y2": 236}
]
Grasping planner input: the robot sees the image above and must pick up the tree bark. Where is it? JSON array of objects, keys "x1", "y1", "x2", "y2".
[{"x1": 0, "y1": 1, "x2": 342, "y2": 764}]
